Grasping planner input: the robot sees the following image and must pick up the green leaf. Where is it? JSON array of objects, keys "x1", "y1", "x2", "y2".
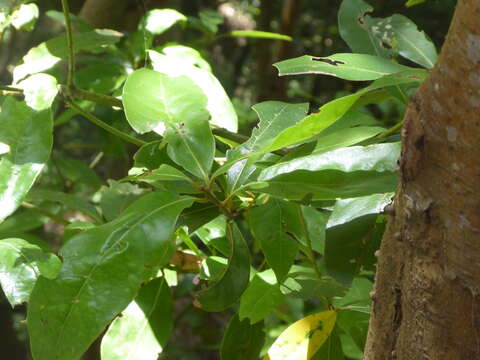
[
  {"x1": 239, "y1": 269, "x2": 283, "y2": 324},
  {"x1": 314, "y1": 126, "x2": 385, "y2": 154},
  {"x1": 13, "y1": 29, "x2": 123, "y2": 82},
  {"x1": 99, "y1": 180, "x2": 144, "y2": 222},
  {"x1": 257, "y1": 143, "x2": 400, "y2": 200},
  {"x1": 265, "y1": 70, "x2": 426, "y2": 151},
  {"x1": 140, "y1": 8, "x2": 186, "y2": 35},
  {"x1": 281, "y1": 266, "x2": 347, "y2": 300},
  {"x1": 27, "y1": 192, "x2": 193, "y2": 360},
  {"x1": 368, "y1": 14, "x2": 437, "y2": 69},
  {"x1": 0, "y1": 97, "x2": 53, "y2": 222},
  {"x1": 17, "y1": 73, "x2": 58, "y2": 111},
  {"x1": 54, "y1": 153, "x2": 102, "y2": 188},
  {"x1": 200, "y1": 256, "x2": 228, "y2": 281},
  {"x1": 135, "y1": 165, "x2": 191, "y2": 183},
  {"x1": 27, "y1": 189, "x2": 103, "y2": 224},
  {"x1": 198, "y1": 10, "x2": 224, "y2": 33},
  {"x1": 101, "y1": 278, "x2": 173, "y2": 360},
  {"x1": 196, "y1": 221, "x2": 250, "y2": 311},
  {"x1": 265, "y1": 311, "x2": 337, "y2": 360},
  {"x1": 405, "y1": 0, "x2": 426, "y2": 7},
  {"x1": 274, "y1": 53, "x2": 409, "y2": 81},
  {"x1": 325, "y1": 216, "x2": 376, "y2": 285},
  {"x1": 334, "y1": 277, "x2": 373, "y2": 312},
  {"x1": 327, "y1": 192, "x2": 394, "y2": 228},
  {"x1": 338, "y1": 0, "x2": 388, "y2": 56},
  {"x1": 0, "y1": 238, "x2": 61, "y2": 307},
  {"x1": 10, "y1": 3, "x2": 38, "y2": 31},
  {"x1": 149, "y1": 49, "x2": 238, "y2": 133},
  {"x1": 312, "y1": 327, "x2": 345, "y2": 360},
  {"x1": 227, "y1": 30, "x2": 292, "y2": 41},
  {"x1": 220, "y1": 315, "x2": 265, "y2": 360},
  {"x1": 248, "y1": 199, "x2": 299, "y2": 282},
  {"x1": 122, "y1": 68, "x2": 209, "y2": 135},
  {"x1": 165, "y1": 119, "x2": 215, "y2": 181},
  {"x1": 226, "y1": 101, "x2": 308, "y2": 194}
]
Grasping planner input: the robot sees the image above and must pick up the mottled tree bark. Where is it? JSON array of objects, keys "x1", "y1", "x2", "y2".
[{"x1": 364, "y1": 1, "x2": 480, "y2": 359}]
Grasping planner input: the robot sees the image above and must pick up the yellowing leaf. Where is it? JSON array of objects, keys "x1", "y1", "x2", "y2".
[{"x1": 265, "y1": 310, "x2": 337, "y2": 360}]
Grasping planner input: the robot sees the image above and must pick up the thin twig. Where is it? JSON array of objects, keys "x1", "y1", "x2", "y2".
[
  {"x1": 377, "y1": 120, "x2": 404, "y2": 139},
  {"x1": 21, "y1": 202, "x2": 70, "y2": 226},
  {"x1": 69, "y1": 87, "x2": 123, "y2": 108},
  {"x1": 60, "y1": 0, "x2": 75, "y2": 87},
  {"x1": 67, "y1": 101, "x2": 146, "y2": 147}
]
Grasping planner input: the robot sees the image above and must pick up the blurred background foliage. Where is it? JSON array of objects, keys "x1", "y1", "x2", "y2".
[{"x1": 0, "y1": 0, "x2": 454, "y2": 359}]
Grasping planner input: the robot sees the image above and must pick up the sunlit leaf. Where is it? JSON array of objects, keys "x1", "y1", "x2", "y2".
[
  {"x1": 10, "y1": 3, "x2": 38, "y2": 31},
  {"x1": 140, "y1": 8, "x2": 186, "y2": 35},
  {"x1": 18, "y1": 73, "x2": 58, "y2": 111},
  {"x1": 274, "y1": 53, "x2": 409, "y2": 81},
  {"x1": 227, "y1": 30, "x2": 292, "y2": 41},
  {"x1": 122, "y1": 68, "x2": 209, "y2": 135},
  {"x1": 265, "y1": 70, "x2": 426, "y2": 151},
  {"x1": 13, "y1": 29, "x2": 123, "y2": 82},
  {"x1": 101, "y1": 278, "x2": 173, "y2": 360},
  {"x1": 256, "y1": 143, "x2": 400, "y2": 200},
  {"x1": 265, "y1": 311, "x2": 337, "y2": 360},
  {"x1": 0, "y1": 238, "x2": 61, "y2": 307},
  {"x1": 0, "y1": 97, "x2": 52, "y2": 222},
  {"x1": 149, "y1": 49, "x2": 238, "y2": 133}
]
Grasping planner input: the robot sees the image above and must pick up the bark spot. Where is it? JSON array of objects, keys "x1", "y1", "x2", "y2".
[
  {"x1": 446, "y1": 126, "x2": 458, "y2": 142},
  {"x1": 467, "y1": 33, "x2": 480, "y2": 63}
]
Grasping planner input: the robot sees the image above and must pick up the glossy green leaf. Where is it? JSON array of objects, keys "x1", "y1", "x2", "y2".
[
  {"x1": 227, "y1": 30, "x2": 292, "y2": 41},
  {"x1": 27, "y1": 192, "x2": 193, "y2": 360},
  {"x1": 327, "y1": 192, "x2": 394, "y2": 228},
  {"x1": 281, "y1": 266, "x2": 347, "y2": 300},
  {"x1": 140, "y1": 8, "x2": 186, "y2": 35},
  {"x1": 0, "y1": 209, "x2": 47, "y2": 234},
  {"x1": 239, "y1": 269, "x2": 283, "y2": 324},
  {"x1": 312, "y1": 327, "x2": 345, "y2": 360},
  {"x1": 13, "y1": 29, "x2": 123, "y2": 82},
  {"x1": 11, "y1": 3, "x2": 38, "y2": 31},
  {"x1": 257, "y1": 143, "x2": 400, "y2": 200},
  {"x1": 314, "y1": 126, "x2": 385, "y2": 154},
  {"x1": 149, "y1": 49, "x2": 238, "y2": 133},
  {"x1": 176, "y1": 202, "x2": 220, "y2": 234},
  {"x1": 265, "y1": 70, "x2": 426, "y2": 151},
  {"x1": 0, "y1": 238, "x2": 61, "y2": 307},
  {"x1": 122, "y1": 68, "x2": 209, "y2": 135},
  {"x1": 274, "y1": 53, "x2": 409, "y2": 81},
  {"x1": 18, "y1": 73, "x2": 58, "y2": 111},
  {"x1": 265, "y1": 311, "x2": 337, "y2": 360},
  {"x1": 165, "y1": 119, "x2": 215, "y2": 181},
  {"x1": 220, "y1": 315, "x2": 265, "y2": 360},
  {"x1": 101, "y1": 278, "x2": 173, "y2": 360},
  {"x1": 0, "y1": 238, "x2": 62, "y2": 307},
  {"x1": 248, "y1": 199, "x2": 299, "y2": 282},
  {"x1": 133, "y1": 141, "x2": 171, "y2": 170},
  {"x1": 338, "y1": 0, "x2": 388, "y2": 56},
  {"x1": 226, "y1": 101, "x2": 308, "y2": 194},
  {"x1": 368, "y1": 14, "x2": 437, "y2": 68},
  {"x1": 0, "y1": 97, "x2": 52, "y2": 222},
  {"x1": 196, "y1": 221, "x2": 250, "y2": 312}
]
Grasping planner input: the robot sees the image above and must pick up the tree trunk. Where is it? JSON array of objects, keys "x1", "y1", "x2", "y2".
[{"x1": 364, "y1": 1, "x2": 480, "y2": 359}]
